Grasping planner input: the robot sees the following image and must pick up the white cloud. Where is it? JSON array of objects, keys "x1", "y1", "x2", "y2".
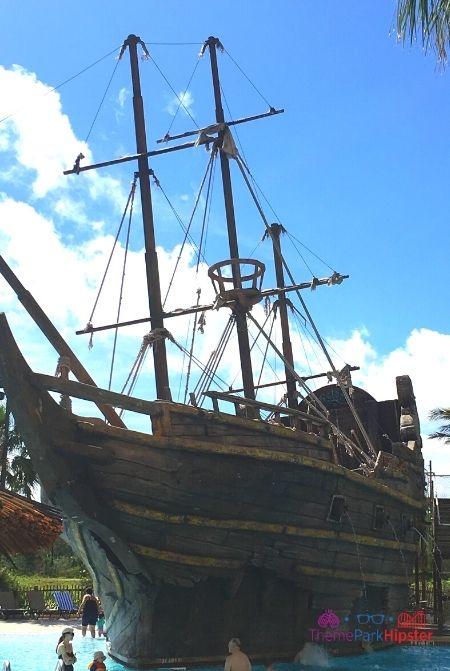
[
  {"x1": 327, "y1": 327, "x2": 450, "y2": 477},
  {"x1": 0, "y1": 64, "x2": 126, "y2": 214},
  {"x1": 0, "y1": 65, "x2": 90, "y2": 197},
  {"x1": 165, "y1": 90, "x2": 194, "y2": 117},
  {"x1": 117, "y1": 87, "x2": 129, "y2": 109}
]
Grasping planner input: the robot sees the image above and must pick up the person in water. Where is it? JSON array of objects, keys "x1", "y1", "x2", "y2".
[
  {"x1": 77, "y1": 587, "x2": 100, "y2": 638},
  {"x1": 97, "y1": 610, "x2": 106, "y2": 637},
  {"x1": 87, "y1": 650, "x2": 107, "y2": 671},
  {"x1": 224, "y1": 638, "x2": 252, "y2": 671},
  {"x1": 56, "y1": 626, "x2": 77, "y2": 670}
]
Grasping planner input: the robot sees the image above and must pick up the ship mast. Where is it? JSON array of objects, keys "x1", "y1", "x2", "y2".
[
  {"x1": 269, "y1": 224, "x2": 298, "y2": 409},
  {"x1": 124, "y1": 35, "x2": 171, "y2": 401},
  {"x1": 204, "y1": 36, "x2": 256, "y2": 401}
]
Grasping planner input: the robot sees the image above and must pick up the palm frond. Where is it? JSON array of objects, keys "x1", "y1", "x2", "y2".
[
  {"x1": 397, "y1": 0, "x2": 450, "y2": 62},
  {"x1": 429, "y1": 407, "x2": 450, "y2": 421},
  {"x1": 428, "y1": 405, "x2": 450, "y2": 443}
]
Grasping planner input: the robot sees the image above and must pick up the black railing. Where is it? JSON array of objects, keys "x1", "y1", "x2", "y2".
[{"x1": 15, "y1": 584, "x2": 84, "y2": 609}]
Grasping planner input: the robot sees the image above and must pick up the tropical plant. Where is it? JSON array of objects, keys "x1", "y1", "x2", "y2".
[
  {"x1": 397, "y1": 0, "x2": 450, "y2": 61},
  {"x1": 0, "y1": 401, "x2": 38, "y2": 497},
  {"x1": 428, "y1": 407, "x2": 450, "y2": 444}
]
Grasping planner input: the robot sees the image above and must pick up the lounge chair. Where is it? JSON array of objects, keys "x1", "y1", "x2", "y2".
[
  {"x1": 0, "y1": 591, "x2": 28, "y2": 619},
  {"x1": 26, "y1": 590, "x2": 57, "y2": 618},
  {"x1": 52, "y1": 590, "x2": 78, "y2": 616}
]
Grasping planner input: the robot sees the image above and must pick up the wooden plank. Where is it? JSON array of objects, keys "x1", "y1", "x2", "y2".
[
  {"x1": 33, "y1": 372, "x2": 160, "y2": 416},
  {"x1": 203, "y1": 390, "x2": 329, "y2": 425},
  {"x1": 0, "y1": 272, "x2": 125, "y2": 428}
]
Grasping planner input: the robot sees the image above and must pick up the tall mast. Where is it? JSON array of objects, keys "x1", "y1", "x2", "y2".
[
  {"x1": 269, "y1": 224, "x2": 297, "y2": 409},
  {"x1": 205, "y1": 36, "x2": 255, "y2": 401},
  {"x1": 124, "y1": 34, "x2": 171, "y2": 401}
]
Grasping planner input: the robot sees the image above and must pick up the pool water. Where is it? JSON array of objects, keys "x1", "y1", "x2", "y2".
[{"x1": 0, "y1": 630, "x2": 449, "y2": 671}]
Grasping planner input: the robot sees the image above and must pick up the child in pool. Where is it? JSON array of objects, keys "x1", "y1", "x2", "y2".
[
  {"x1": 97, "y1": 611, "x2": 106, "y2": 637},
  {"x1": 88, "y1": 651, "x2": 107, "y2": 671}
]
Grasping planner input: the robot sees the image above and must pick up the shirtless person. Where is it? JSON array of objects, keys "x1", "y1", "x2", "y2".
[{"x1": 224, "y1": 638, "x2": 252, "y2": 671}]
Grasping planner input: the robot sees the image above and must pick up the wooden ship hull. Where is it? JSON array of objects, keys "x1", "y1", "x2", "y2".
[{"x1": 0, "y1": 313, "x2": 425, "y2": 667}]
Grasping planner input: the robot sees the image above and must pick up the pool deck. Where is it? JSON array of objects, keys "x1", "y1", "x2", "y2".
[{"x1": 0, "y1": 616, "x2": 83, "y2": 634}]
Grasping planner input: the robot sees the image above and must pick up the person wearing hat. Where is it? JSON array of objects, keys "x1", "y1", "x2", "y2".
[
  {"x1": 56, "y1": 627, "x2": 77, "y2": 670},
  {"x1": 87, "y1": 651, "x2": 107, "y2": 671}
]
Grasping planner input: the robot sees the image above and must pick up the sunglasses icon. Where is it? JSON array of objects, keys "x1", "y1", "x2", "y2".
[{"x1": 357, "y1": 613, "x2": 385, "y2": 625}]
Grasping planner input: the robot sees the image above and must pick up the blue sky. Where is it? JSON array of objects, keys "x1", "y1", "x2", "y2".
[{"x1": 0, "y1": 1, "x2": 449, "y2": 477}]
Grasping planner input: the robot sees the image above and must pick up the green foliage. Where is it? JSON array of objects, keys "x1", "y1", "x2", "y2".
[
  {"x1": 429, "y1": 407, "x2": 450, "y2": 444},
  {"x1": 0, "y1": 401, "x2": 38, "y2": 497},
  {"x1": 0, "y1": 538, "x2": 88, "y2": 580},
  {"x1": 0, "y1": 565, "x2": 19, "y2": 591},
  {"x1": 397, "y1": 0, "x2": 450, "y2": 62},
  {"x1": 13, "y1": 575, "x2": 84, "y2": 590}
]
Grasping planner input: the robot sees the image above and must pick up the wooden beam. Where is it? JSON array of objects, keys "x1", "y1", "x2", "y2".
[
  {"x1": 0, "y1": 258, "x2": 125, "y2": 428},
  {"x1": 32, "y1": 373, "x2": 159, "y2": 416},
  {"x1": 203, "y1": 390, "x2": 328, "y2": 425},
  {"x1": 112, "y1": 499, "x2": 418, "y2": 552}
]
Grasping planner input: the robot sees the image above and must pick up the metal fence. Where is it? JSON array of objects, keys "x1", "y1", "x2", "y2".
[{"x1": 15, "y1": 584, "x2": 84, "y2": 609}]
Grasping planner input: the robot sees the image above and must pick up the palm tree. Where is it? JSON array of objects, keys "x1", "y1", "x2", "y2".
[
  {"x1": 428, "y1": 407, "x2": 450, "y2": 444},
  {"x1": 397, "y1": 0, "x2": 450, "y2": 61},
  {"x1": 0, "y1": 401, "x2": 38, "y2": 498}
]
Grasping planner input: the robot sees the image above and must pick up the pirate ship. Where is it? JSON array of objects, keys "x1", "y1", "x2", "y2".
[{"x1": 0, "y1": 35, "x2": 425, "y2": 667}]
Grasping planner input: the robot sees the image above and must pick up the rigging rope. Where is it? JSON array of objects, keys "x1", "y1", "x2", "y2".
[
  {"x1": 183, "y1": 288, "x2": 202, "y2": 404},
  {"x1": 84, "y1": 56, "x2": 121, "y2": 144},
  {"x1": 163, "y1": 57, "x2": 202, "y2": 139},
  {"x1": 108, "y1": 179, "x2": 136, "y2": 390},
  {"x1": 286, "y1": 231, "x2": 337, "y2": 275},
  {"x1": 191, "y1": 315, "x2": 235, "y2": 405},
  {"x1": 153, "y1": 154, "x2": 214, "y2": 308},
  {"x1": 290, "y1": 307, "x2": 315, "y2": 377},
  {"x1": 85, "y1": 175, "x2": 138, "y2": 342},
  {"x1": 0, "y1": 45, "x2": 122, "y2": 126},
  {"x1": 290, "y1": 303, "x2": 348, "y2": 370},
  {"x1": 149, "y1": 55, "x2": 199, "y2": 129},
  {"x1": 255, "y1": 307, "x2": 276, "y2": 392},
  {"x1": 227, "y1": 306, "x2": 282, "y2": 394},
  {"x1": 232, "y1": 152, "x2": 377, "y2": 462},
  {"x1": 180, "y1": 153, "x2": 217, "y2": 401},
  {"x1": 246, "y1": 312, "x2": 374, "y2": 468},
  {"x1": 195, "y1": 153, "x2": 216, "y2": 273},
  {"x1": 223, "y1": 48, "x2": 274, "y2": 110}
]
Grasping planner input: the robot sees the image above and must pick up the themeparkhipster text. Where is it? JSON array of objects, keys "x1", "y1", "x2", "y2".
[{"x1": 310, "y1": 608, "x2": 433, "y2": 644}]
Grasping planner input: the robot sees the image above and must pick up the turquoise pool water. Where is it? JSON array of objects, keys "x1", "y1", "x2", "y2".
[{"x1": 0, "y1": 629, "x2": 449, "y2": 671}]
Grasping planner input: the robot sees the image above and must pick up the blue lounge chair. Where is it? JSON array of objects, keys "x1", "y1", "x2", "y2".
[{"x1": 52, "y1": 590, "x2": 77, "y2": 615}]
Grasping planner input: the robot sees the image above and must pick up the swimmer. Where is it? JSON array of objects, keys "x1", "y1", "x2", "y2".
[
  {"x1": 88, "y1": 650, "x2": 107, "y2": 671},
  {"x1": 224, "y1": 638, "x2": 252, "y2": 671},
  {"x1": 56, "y1": 626, "x2": 77, "y2": 670}
]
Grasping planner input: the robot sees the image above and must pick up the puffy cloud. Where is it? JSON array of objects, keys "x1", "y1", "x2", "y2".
[
  {"x1": 0, "y1": 64, "x2": 126, "y2": 213},
  {"x1": 165, "y1": 90, "x2": 194, "y2": 117},
  {"x1": 328, "y1": 327, "x2": 450, "y2": 479}
]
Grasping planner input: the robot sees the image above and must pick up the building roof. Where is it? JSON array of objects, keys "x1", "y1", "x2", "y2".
[{"x1": 0, "y1": 488, "x2": 62, "y2": 555}]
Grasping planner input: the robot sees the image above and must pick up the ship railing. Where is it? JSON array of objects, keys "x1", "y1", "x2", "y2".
[{"x1": 202, "y1": 390, "x2": 329, "y2": 436}]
